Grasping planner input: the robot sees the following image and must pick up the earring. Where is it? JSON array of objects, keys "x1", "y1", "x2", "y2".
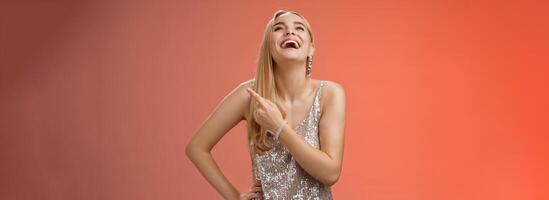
[{"x1": 306, "y1": 55, "x2": 313, "y2": 77}]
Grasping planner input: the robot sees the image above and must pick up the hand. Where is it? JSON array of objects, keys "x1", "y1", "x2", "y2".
[
  {"x1": 246, "y1": 88, "x2": 286, "y2": 135},
  {"x1": 239, "y1": 181, "x2": 263, "y2": 200}
]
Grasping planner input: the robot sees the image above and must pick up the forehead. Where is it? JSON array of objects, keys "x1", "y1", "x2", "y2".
[{"x1": 273, "y1": 13, "x2": 305, "y2": 25}]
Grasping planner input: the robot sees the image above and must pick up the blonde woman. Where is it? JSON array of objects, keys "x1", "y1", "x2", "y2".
[{"x1": 186, "y1": 10, "x2": 346, "y2": 200}]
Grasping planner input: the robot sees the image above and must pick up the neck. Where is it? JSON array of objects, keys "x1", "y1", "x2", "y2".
[{"x1": 273, "y1": 61, "x2": 311, "y2": 102}]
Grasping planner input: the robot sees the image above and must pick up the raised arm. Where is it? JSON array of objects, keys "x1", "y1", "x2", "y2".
[{"x1": 185, "y1": 80, "x2": 253, "y2": 200}]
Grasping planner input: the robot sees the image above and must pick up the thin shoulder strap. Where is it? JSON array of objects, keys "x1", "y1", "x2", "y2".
[
  {"x1": 312, "y1": 80, "x2": 326, "y2": 107},
  {"x1": 316, "y1": 80, "x2": 327, "y2": 98},
  {"x1": 311, "y1": 80, "x2": 327, "y2": 118}
]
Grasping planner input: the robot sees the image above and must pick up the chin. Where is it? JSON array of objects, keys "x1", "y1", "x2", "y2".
[
  {"x1": 276, "y1": 53, "x2": 305, "y2": 61},
  {"x1": 276, "y1": 57, "x2": 303, "y2": 64}
]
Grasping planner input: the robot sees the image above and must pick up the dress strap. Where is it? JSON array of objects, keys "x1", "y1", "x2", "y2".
[
  {"x1": 320, "y1": 80, "x2": 327, "y2": 88},
  {"x1": 310, "y1": 80, "x2": 326, "y2": 120},
  {"x1": 316, "y1": 80, "x2": 327, "y2": 99}
]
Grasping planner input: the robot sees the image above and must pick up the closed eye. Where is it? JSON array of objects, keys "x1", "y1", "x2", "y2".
[{"x1": 296, "y1": 27, "x2": 305, "y2": 31}]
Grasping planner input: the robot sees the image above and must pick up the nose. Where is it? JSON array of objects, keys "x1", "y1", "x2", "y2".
[{"x1": 285, "y1": 29, "x2": 295, "y2": 35}]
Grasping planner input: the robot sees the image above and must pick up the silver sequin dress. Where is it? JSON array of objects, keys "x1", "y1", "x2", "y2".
[{"x1": 250, "y1": 80, "x2": 333, "y2": 200}]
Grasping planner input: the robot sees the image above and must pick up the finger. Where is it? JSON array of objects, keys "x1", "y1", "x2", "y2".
[
  {"x1": 246, "y1": 88, "x2": 261, "y2": 100},
  {"x1": 251, "y1": 186, "x2": 262, "y2": 193},
  {"x1": 242, "y1": 192, "x2": 254, "y2": 200},
  {"x1": 255, "y1": 108, "x2": 267, "y2": 119},
  {"x1": 247, "y1": 192, "x2": 261, "y2": 199},
  {"x1": 246, "y1": 88, "x2": 268, "y2": 107},
  {"x1": 244, "y1": 194, "x2": 256, "y2": 200},
  {"x1": 253, "y1": 109, "x2": 260, "y2": 120},
  {"x1": 254, "y1": 101, "x2": 262, "y2": 110},
  {"x1": 248, "y1": 93, "x2": 266, "y2": 108}
]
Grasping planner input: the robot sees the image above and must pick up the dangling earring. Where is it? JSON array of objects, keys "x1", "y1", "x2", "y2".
[{"x1": 306, "y1": 55, "x2": 313, "y2": 77}]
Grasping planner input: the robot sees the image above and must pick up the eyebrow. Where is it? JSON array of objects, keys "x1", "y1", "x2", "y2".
[{"x1": 273, "y1": 21, "x2": 305, "y2": 27}]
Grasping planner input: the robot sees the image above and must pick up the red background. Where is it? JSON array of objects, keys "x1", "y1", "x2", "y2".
[{"x1": 1, "y1": 0, "x2": 548, "y2": 199}]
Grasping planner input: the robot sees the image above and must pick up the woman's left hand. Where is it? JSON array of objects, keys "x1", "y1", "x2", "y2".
[
  {"x1": 239, "y1": 181, "x2": 263, "y2": 200},
  {"x1": 247, "y1": 88, "x2": 285, "y2": 134}
]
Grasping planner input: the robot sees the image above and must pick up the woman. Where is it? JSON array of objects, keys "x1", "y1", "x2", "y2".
[{"x1": 186, "y1": 10, "x2": 346, "y2": 200}]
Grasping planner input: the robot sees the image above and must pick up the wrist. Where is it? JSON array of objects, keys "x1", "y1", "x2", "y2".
[
  {"x1": 273, "y1": 120, "x2": 288, "y2": 140},
  {"x1": 277, "y1": 123, "x2": 293, "y2": 141}
]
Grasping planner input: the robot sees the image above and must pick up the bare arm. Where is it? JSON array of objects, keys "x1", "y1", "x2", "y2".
[
  {"x1": 247, "y1": 81, "x2": 346, "y2": 186},
  {"x1": 185, "y1": 80, "x2": 253, "y2": 200},
  {"x1": 278, "y1": 81, "x2": 346, "y2": 186}
]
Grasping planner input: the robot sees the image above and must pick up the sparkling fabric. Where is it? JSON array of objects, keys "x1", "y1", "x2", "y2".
[{"x1": 250, "y1": 80, "x2": 333, "y2": 200}]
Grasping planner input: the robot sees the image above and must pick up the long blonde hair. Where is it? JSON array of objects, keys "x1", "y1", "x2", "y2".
[{"x1": 248, "y1": 10, "x2": 315, "y2": 154}]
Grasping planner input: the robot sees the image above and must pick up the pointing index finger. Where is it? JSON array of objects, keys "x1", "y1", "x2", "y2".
[{"x1": 247, "y1": 88, "x2": 267, "y2": 106}]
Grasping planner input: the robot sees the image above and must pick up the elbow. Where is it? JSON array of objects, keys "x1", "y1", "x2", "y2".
[
  {"x1": 322, "y1": 169, "x2": 341, "y2": 186},
  {"x1": 185, "y1": 143, "x2": 194, "y2": 160},
  {"x1": 185, "y1": 140, "x2": 211, "y2": 162},
  {"x1": 185, "y1": 141, "x2": 200, "y2": 161}
]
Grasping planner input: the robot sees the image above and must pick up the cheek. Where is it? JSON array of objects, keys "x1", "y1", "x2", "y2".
[
  {"x1": 301, "y1": 40, "x2": 311, "y2": 51},
  {"x1": 269, "y1": 38, "x2": 277, "y2": 49},
  {"x1": 303, "y1": 34, "x2": 312, "y2": 44},
  {"x1": 270, "y1": 35, "x2": 280, "y2": 49},
  {"x1": 269, "y1": 38, "x2": 281, "y2": 55}
]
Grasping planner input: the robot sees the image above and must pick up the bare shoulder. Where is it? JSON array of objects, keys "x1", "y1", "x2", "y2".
[
  {"x1": 231, "y1": 79, "x2": 254, "y2": 119},
  {"x1": 210, "y1": 79, "x2": 254, "y2": 122},
  {"x1": 322, "y1": 80, "x2": 346, "y2": 101},
  {"x1": 320, "y1": 80, "x2": 346, "y2": 112},
  {"x1": 238, "y1": 78, "x2": 255, "y2": 89},
  {"x1": 234, "y1": 79, "x2": 255, "y2": 99}
]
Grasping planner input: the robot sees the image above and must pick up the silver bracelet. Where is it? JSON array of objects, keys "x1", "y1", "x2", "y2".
[{"x1": 274, "y1": 120, "x2": 288, "y2": 140}]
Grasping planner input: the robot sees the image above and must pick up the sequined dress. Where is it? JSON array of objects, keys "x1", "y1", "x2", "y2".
[{"x1": 250, "y1": 80, "x2": 333, "y2": 200}]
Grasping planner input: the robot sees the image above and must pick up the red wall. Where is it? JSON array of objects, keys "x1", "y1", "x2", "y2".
[{"x1": 1, "y1": 0, "x2": 547, "y2": 199}]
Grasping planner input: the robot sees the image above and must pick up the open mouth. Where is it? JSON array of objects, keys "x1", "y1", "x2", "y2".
[{"x1": 281, "y1": 40, "x2": 300, "y2": 49}]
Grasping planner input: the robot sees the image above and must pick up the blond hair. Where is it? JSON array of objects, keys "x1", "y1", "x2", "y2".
[{"x1": 248, "y1": 10, "x2": 315, "y2": 154}]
